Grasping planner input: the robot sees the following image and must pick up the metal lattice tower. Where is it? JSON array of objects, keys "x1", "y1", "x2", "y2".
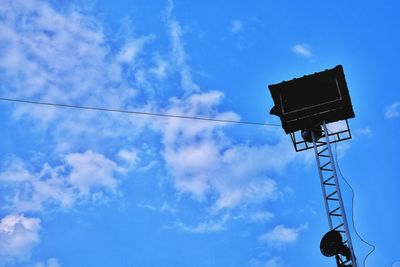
[
  {"x1": 268, "y1": 65, "x2": 359, "y2": 266},
  {"x1": 312, "y1": 122, "x2": 357, "y2": 267}
]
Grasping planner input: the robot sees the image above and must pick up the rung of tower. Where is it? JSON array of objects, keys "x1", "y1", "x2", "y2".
[
  {"x1": 327, "y1": 191, "x2": 338, "y2": 198},
  {"x1": 329, "y1": 207, "x2": 341, "y2": 216},
  {"x1": 317, "y1": 147, "x2": 328, "y2": 155},
  {"x1": 323, "y1": 176, "x2": 335, "y2": 184},
  {"x1": 321, "y1": 161, "x2": 331, "y2": 169}
]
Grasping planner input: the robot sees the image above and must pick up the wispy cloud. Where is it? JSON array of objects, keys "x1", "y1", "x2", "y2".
[
  {"x1": 168, "y1": 214, "x2": 230, "y2": 233},
  {"x1": 0, "y1": 0, "x2": 299, "y2": 219},
  {"x1": 248, "y1": 211, "x2": 275, "y2": 223},
  {"x1": 117, "y1": 35, "x2": 155, "y2": 63},
  {"x1": 138, "y1": 201, "x2": 176, "y2": 214},
  {"x1": 33, "y1": 258, "x2": 61, "y2": 267},
  {"x1": 231, "y1": 20, "x2": 243, "y2": 34},
  {"x1": 0, "y1": 0, "x2": 159, "y2": 150},
  {"x1": 165, "y1": 0, "x2": 200, "y2": 93},
  {"x1": 291, "y1": 43, "x2": 312, "y2": 58},
  {"x1": 354, "y1": 127, "x2": 373, "y2": 137},
  {"x1": 385, "y1": 101, "x2": 400, "y2": 119},
  {"x1": 264, "y1": 257, "x2": 287, "y2": 267},
  {"x1": 0, "y1": 151, "x2": 122, "y2": 212},
  {"x1": 249, "y1": 256, "x2": 287, "y2": 267},
  {"x1": 151, "y1": 64, "x2": 304, "y2": 225},
  {"x1": 259, "y1": 224, "x2": 308, "y2": 247},
  {"x1": 0, "y1": 215, "x2": 41, "y2": 266},
  {"x1": 158, "y1": 91, "x2": 297, "y2": 211},
  {"x1": 0, "y1": 3, "x2": 303, "y2": 264}
]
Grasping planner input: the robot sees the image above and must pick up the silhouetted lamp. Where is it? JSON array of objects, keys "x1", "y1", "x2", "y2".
[
  {"x1": 268, "y1": 65, "x2": 355, "y2": 142},
  {"x1": 301, "y1": 125, "x2": 323, "y2": 143},
  {"x1": 320, "y1": 230, "x2": 351, "y2": 259}
]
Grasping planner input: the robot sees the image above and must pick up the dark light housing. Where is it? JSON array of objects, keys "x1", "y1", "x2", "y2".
[{"x1": 268, "y1": 65, "x2": 355, "y2": 134}]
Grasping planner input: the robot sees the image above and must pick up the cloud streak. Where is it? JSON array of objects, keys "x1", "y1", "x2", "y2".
[
  {"x1": 291, "y1": 44, "x2": 312, "y2": 58},
  {"x1": 259, "y1": 224, "x2": 308, "y2": 247},
  {"x1": 231, "y1": 20, "x2": 243, "y2": 34},
  {"x1": 169, "y1": 214, "x2": 230, "y2": 233},
  {"x1": 165, "y1": 0, "x2": 199, "y2": 93},
  {"x1": 385, "y1": 101, "x2": 400, "y2": 119}
]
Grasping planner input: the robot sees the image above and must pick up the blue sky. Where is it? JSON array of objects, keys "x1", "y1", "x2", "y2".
[{"x1": 0, "y1": 0, "x2": 399, "y2": 266}]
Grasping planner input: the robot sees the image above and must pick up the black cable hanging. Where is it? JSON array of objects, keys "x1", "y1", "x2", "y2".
[
  {"x1": 334, "y1": 140, "x2": 376, "y2": 267},
  {"x1": 0, "y1": 97, "x2": 281, "y2": 127}
]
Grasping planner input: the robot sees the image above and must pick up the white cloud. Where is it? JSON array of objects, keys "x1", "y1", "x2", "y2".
[
  {"x1": 248, "y1": 211, "x2": 275, "y2": 223},
  {"x1": 152, "y1": 22, "x2": 299, "y2": 211},
  {"x1": 214, "y1": 179, "x2": 279, "y2": 211},
  {"x1": 138, "y1": 201, "x2": 176, "y2": 214},
  {"x1": 354, "y1": 127, "x2": 373, "y2": 137},
  {"x1": 0, "y1": 151, "x2": 121, "y2": 212},
  {"x1": 149, "y1": 56, "x2": 169, "y2": 79},
  {"x1": 33, "y1": 258, "x2": 61, "y2": 267},
  {"x1": 160, "y1": 201, "x2": 177, "y2": 214},
  {"x1": 259, "y1": 224, "x2": 308, "y2": 246},
  {"x1": 118, "y1": 148, "x2": 140, "y2": 170},
  {"x1": 47, "y1": 258, "x2": 61, "y2": 267},
  {"x1": 0, "y1": 0, "x2": 155, "y2": 147},
  {"x1": 160, "y1": 97, "x2": 297, "y2": 210},
  {"x1": 165, "y1": 0, "x2": 200, "y2": 93},
  {"x1": 0, "y1": 0, "x2": 304, "y2": 252},
  {"x1": 65, "y1": 150, "x2": 119, "y2": 195},
  {"x1": 385, "y1": 101, "x2": 400, "y2": 119},
  {"x1": 231, "y1": 20, "x2": 243, "y2": 34},
  {"x1": 0, "y1": 215, "x2": 41, "y2": 266},
  {"x1": 0, "y1": 0, "x2": 106, "y2": 101},
  {"x1": 249, "y1": 256, "x2": 287, "y2": 267},
  {"x1": 117, "y1": 35, "x2": 155, "y2": 63},
  {"x1": 291, "y1": 44, "x2": 312, "y2": 58},
  {"x1": 263, "y1": 257, "x2": 286, "y2": 267},
  {"x1": 0, "y1": 0, "x2": 300, "y2": 220},
  {"x1": 170, "y1": 214, "x2": 229, "y2": 233}
]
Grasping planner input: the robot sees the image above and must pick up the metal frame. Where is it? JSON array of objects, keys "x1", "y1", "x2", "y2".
[
  {"x1": 311, "y1": 121, "x2": 358, "y2": 267},
  {"x1": 289, "y1": 120, "x2": 352, "y2": 152}
]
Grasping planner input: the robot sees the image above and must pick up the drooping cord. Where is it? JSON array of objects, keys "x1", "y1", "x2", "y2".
[{"x1": 333, "y1": 140, "x2": 376, "y2": 267}]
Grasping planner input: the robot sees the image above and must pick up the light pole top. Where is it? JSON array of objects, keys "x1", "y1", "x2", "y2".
[{"x1": 268, "y1": 65, "x2": 355, "y2": 134}]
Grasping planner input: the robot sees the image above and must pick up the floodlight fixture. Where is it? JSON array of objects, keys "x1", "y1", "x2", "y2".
[{"x1": 268, "y1": 65, "x2": 355, "y2": 135}]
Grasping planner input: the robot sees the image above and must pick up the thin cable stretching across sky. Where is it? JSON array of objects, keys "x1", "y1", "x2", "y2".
[{"x1": 0, "y1": 97, "x2": 281, "y2": 127}]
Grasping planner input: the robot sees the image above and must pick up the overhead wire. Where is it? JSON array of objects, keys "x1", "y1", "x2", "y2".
[
  {"x1": 333, "y1": 139, "x2": 375, "y2": 267},
  {"x1": 0, "y1": 97, "x2": 377, "y2": 264},
  {"x1": 0, "y1": 97, "x2": 281, "y2": 127}
]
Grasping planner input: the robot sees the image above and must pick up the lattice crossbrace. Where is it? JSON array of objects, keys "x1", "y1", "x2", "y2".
[{"x1": 311, "y1": 122, "x2": 358, "y2": 267}]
